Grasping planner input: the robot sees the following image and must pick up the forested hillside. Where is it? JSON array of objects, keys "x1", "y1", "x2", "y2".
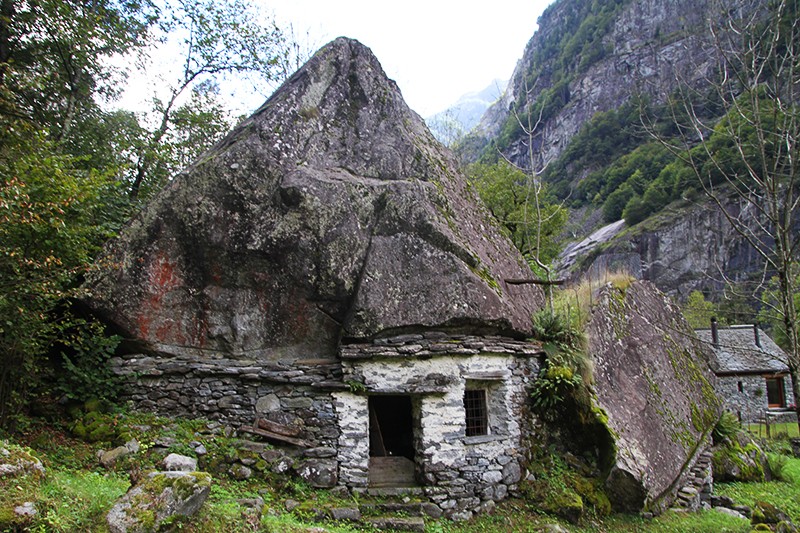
[{"x1": 461, "y1": 0, "x2": 799, "y2": 421}]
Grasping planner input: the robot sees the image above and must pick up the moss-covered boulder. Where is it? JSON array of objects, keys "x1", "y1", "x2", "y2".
[
  {"x1": 586, "y1": 281, "x2": 722, "y2": 513},
  {"x1": 106, "y1": 471, "x2": 212, "y2": 532},
  {"x1": 0, "y1": 441, "x2": 45, "y2": 479},
  {"x1": 83, "y1": 37, "x2": 543, "y2": 366},
  {"x1": 712, "y1": 432, "x2": 770, "y2": 483}
]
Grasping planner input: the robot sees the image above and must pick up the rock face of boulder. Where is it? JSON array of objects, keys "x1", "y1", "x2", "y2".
[
  {"x1": 106, "y1": 471, "x2": 211, "y2": 533},
  {"x1": 586, "y1": 281, "x2": 721, "y2": 513},
  {"x1": 84, "y1": 37, "x2": 542, "y2": 360}
]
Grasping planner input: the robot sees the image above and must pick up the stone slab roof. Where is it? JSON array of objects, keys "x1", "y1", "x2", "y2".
[
  {"x1": 340, "y1": 332, "x2": 543, "y2": 360},
  {"x1": 695, "y1": 325, "x2": 788, "y2": 375}
]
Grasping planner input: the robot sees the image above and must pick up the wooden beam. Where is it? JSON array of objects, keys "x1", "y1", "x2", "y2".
[{"x1": 239, "y1": 426, "x2": 311, "y2": 448}]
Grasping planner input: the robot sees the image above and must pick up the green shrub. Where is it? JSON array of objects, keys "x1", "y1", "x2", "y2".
[
  {"x1": 767, "y1": 453, "x2": 790, "y2": 482},
  {"x1": 530, "y1": 365, "x2": 583, "y2": 412},
  {"x1": 56, "y1": 319, "x2": 122, "y2": 404},
  {"x1": 713, "y1": 412, "x2": 741, "y2": 444}
]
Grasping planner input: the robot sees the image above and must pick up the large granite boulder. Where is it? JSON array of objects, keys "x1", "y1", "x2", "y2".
[
  {"x1": 586, "y1": 281, "x2": 721, "y2": 513},
  {"x1": 84, "y1": 37, "x2": 542, "y2": 360}
]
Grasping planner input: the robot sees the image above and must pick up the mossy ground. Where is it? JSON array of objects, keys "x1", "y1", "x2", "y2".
[{"x1": 2, "y1": 410, "x2": 799, "y2": 532}]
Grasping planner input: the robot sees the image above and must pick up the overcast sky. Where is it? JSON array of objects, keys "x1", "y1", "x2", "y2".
[
  {"x1": 117, "y1": 1, "x2": 554, "y2": 120},
  {"x1": 265, "y1": 1, "x2": 553, "y2": 117}
]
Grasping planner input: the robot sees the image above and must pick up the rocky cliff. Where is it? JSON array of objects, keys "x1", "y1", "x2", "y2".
[
  {"x1": 558, "y1": 198, "x2": 766, "y2": 299},
  {"x1": 83, "y1": 37, "x2": 543, "y2": 360},
  {"x1": 471, "y1": 0, "x2": 720, "y2": 169}
]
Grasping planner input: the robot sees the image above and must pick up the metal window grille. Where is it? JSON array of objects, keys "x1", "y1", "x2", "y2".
[{"x1": 464, "y1": 389, "x2": 488, "y2": 437}]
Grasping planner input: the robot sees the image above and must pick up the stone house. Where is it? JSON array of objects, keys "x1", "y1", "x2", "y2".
[{"x1": 696, "y1": 321, "x2": 795, "y2": 422}]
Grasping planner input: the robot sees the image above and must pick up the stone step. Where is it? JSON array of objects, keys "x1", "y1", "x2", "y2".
[
  {"x1": 361, "y1": 502, "x2": 424, "y2": 516},
  {"x1": 364, "y1": 486, "x2": 424, "y2": 497},
  {"x1": 366, "y1": 516, "x2": 426, "y2": 532}
]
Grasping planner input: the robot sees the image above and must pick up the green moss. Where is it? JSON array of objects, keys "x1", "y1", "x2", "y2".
[
  {"x1": 713, "y1": 443, "x2": 766, "y2": 482},
  {"x1": 471, "y1": 265, "x2": 502, "y2": 295},
  {"x1": 70, "y1": 411, "x2": 119, "y2": 443},
  {"x1": 144, "y1": 472, "x2": 212, "y2": 502},
  {"x1": 608, "y1": 287, "x2": 628, "y2": 339},
  {"x1": 298, "y1": 107, "x2": 319, "y2": 120}
]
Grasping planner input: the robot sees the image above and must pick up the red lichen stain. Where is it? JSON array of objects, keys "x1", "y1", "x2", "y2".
[{"x1": 134, "y1": 251, "x2": 185, "y2": 343}]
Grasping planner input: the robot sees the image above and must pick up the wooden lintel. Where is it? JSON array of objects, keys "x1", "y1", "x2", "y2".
[{"x1": 240, "y1": 426, "x2": 311, "y2": 448}]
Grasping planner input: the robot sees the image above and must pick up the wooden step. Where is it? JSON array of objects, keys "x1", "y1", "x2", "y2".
[{"x1": 368, "y1": 456, "x2": 416, "y2": 487}]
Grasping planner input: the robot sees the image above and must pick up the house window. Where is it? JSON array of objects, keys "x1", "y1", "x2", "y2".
[
  {"x1": 464, "y1": 389, "x2": 488, "y2": 437},
  {"x1": 737, "y1": 381, "x2": 743, "y2": 393},
  {"x1": 766, "y1": 376, "x2": 786, "y2": 408}
]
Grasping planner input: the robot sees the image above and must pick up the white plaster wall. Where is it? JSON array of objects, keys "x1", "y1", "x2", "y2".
[
  {"x1": 332, "y1": 391, "x2": 369, "y2": 486},
  {"x1": 344, "y1": 354, "x2": 531, "y2": 486}
]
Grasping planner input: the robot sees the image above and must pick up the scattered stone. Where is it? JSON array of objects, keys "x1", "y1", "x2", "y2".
[
  {"x1": 194, "y1": 444, "x2": 207, "y2": 456},
  {"x1": 329, "y1": 485, "x2": 351, "y2": 499},
  {"x1": 237, "y1": 497, "x2": 264, "y2": 509},
  {"x1": 163, "y1": 453, "x2": 197, "y2": 472},
  {"x1": 329, "y1": 507, "x2": 361, "y2": 522},
  {"x1": 0, "y1": 443, "x2": 45, "y2": 479},
  {"x1": 791, "y1": 438, "x2": 800, "y2": 458},
  {"x1": 284, "y1": 499, "x2": 300, "y2": 512},
  {"x1": 752, "y1": 501, "x2": 794, "y2": 527},
  {"x1": 228, "y1": 464, "x2": 252, "y2": 480},
  {"x1": 712, "y1": 433, "x2": 770, "y2": 482},
  {"x1": 14, "y1": 502, "x2": 37, "y2": 517},
  {"x1": 98, "y1": 446, "x2": 132, "y2": 468},
  {"x1": 714, "y1": 507, "x2": 747, "y2": 520},
  {"x1": 711, "y1": 494, "x2": 736, "y2": 508},
  {"x1": 296, "y1": 459, "x2": 337, "y2": 488},
  {"x1": 106, "y1": 471, "x2": 212, "y2": 533},
  {"x1": 153, "y1": 437, "x2": 177, "y2": 448},
  {"x1": 539, "y1": 525, "x2": 571, "y2": 533}
]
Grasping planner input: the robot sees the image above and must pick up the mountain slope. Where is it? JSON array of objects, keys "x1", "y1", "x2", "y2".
[{"x1": 460, "y1": 0, "x2": 778, "y2": 302}]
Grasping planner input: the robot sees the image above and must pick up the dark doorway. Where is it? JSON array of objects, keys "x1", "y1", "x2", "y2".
[
  {"x1": 369, "y1": 395, "x2": 414, "y2": 460},
  {"x1": 368, "y1": 395, "x2": 417, "y2": 487}
]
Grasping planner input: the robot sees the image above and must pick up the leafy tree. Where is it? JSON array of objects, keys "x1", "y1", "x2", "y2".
[
  {"x1": 0, "y1": 127, "x2": 124, "y2": 424},
  {"x1": 0, "y1": 0, "x2": 156, "y2": 145},
  {"x1": 127, "y1": 0, "x2": 289, "y2": 199},
  {"x1": 758, "y1": 265, "x2": 800, "y2": 353},
  {"x1": 683, "y1": 291, "x2": 719, "y2": 329},
  {"x1": 468, "y1": 160, "x2": 567, "y2": 268},
  {"x1": 648, "y1": 0, "x2": 800, "y2": 428}
]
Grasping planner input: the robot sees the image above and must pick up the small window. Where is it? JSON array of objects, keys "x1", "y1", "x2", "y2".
[
  {"x1": 766, "y1": 377, "x2": 786, "y2": 408},
  {"x1": 464, "y1": 389, "x2": 488, "y2": 437},
  {"x1": 737, "y1": 381, "x2": 743, "y2": 393}
]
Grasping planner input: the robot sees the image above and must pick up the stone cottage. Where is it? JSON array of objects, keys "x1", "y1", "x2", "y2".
[
  {"x1": 84, "y1": 38, "x2": 720, "y2": 518},
  {"x1": 696, "y1": 320, "x2": 795, "y2": 423}
]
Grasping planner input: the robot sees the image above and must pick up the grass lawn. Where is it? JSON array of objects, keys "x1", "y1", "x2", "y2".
[
  {"x1": 715, "y1": 452, "x2": 800, "y2": 524},
  {"x1": 744, "y1": 421, "x2": 800, "y2": 439}
]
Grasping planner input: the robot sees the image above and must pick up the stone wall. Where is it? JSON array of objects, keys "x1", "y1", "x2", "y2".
[
  {"x1": 717, "y1": 374, "x2": 796, "y2": 423},
  {"x1": 110, "y1": 333, "x2": 543, "y2": 520},
  {"x1": 110, "y1": 353, "x2": 346, "y2": 447},
  {"x1": 339, "y1": 333, "x2": 543, "y2": 520}
]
